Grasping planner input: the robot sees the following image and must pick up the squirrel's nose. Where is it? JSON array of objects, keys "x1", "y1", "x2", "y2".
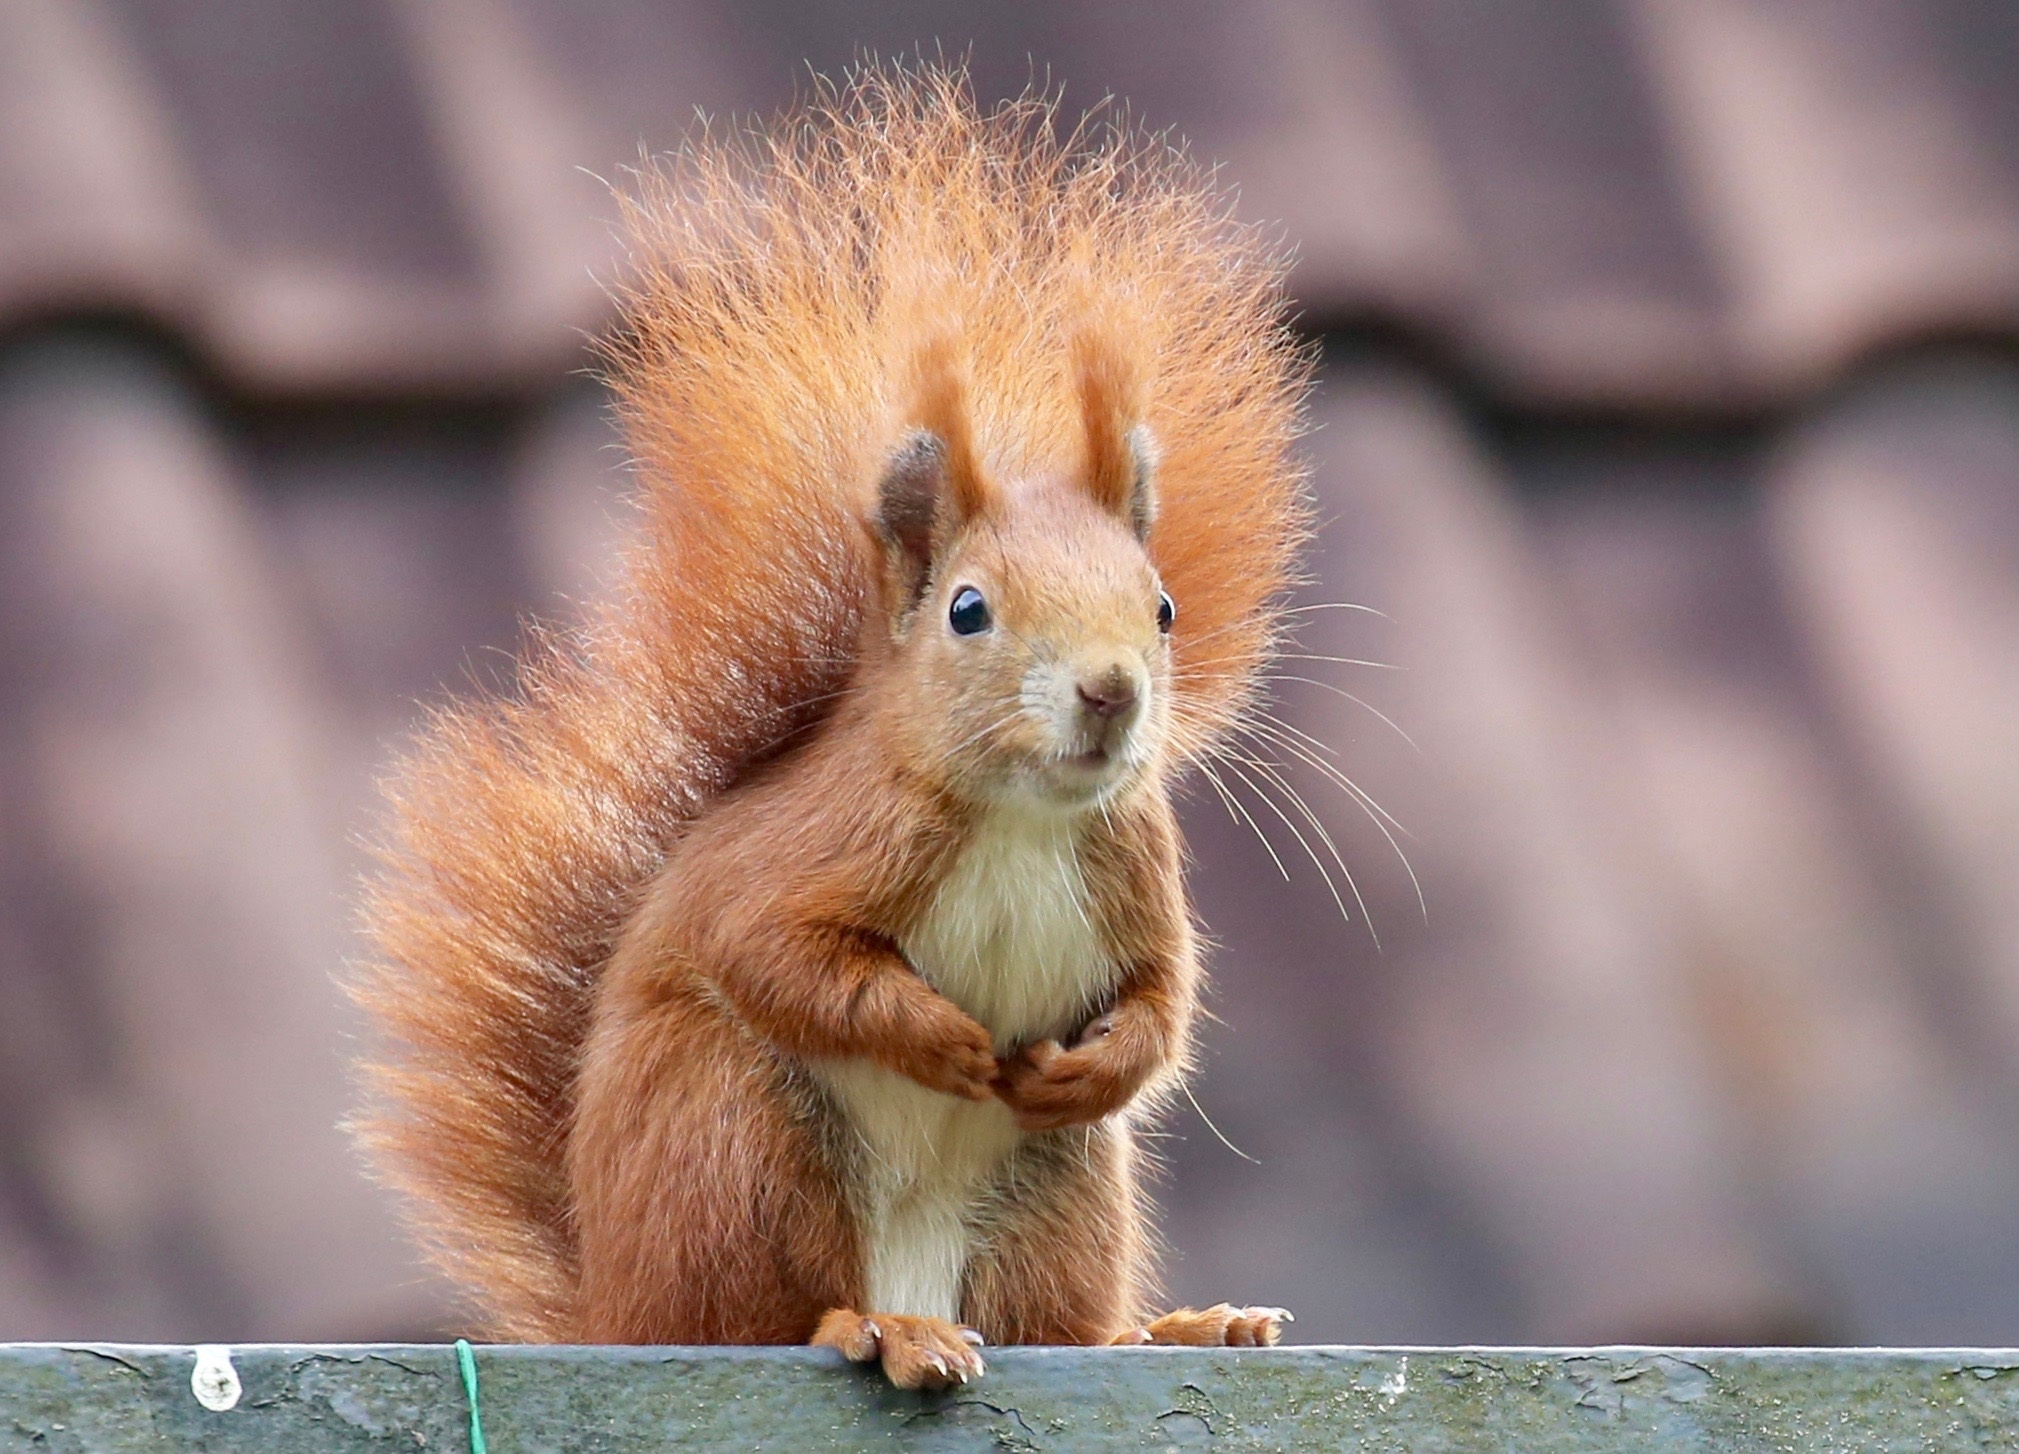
[{"x1": 1075, "y1": 670, "x2": 1139, "y2": 720}]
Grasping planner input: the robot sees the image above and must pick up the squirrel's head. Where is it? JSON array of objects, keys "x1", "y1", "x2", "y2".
[{"x1": 868, "y1": 335, "x2": 1171, "y2": 811}]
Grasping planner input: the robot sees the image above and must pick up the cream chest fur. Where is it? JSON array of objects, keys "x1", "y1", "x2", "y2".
[{"x1": 817, "y1": 805, "x2": 1119, "y2": 1320}]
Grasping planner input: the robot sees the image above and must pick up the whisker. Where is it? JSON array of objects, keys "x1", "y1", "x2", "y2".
[
  {"x1": 1179, "y1": 649, "x2": 1398, "y2": 679},
  {"x1": 1256, "y1": 674, "x2": 1421, "y2": 754},
  {"x1": 737, "y1": 685, "x2": 864, "y2": 756},
  {"x1": 943, "y1": 706, "x2": 1022, "y2": 763},
  {"x1": 1191, "y1": 755, "x2": 1248, "y2": 828},
  {"x1": 1277, "y1": 601, "x2": 1389, "y2": 621},
  {"x1": 1220, "y1": 757, "x2": 1365, "y2": 943},
  {"x1": 1181, "y1": 1081, "x2": 1260, "y2": 1165},
  {"x1": 1269, "y1": 652, "x2": 1400, "y2": 672},
  {"x1": 1236, "y1": 725, "x2": 1426, "y2": 922},
  {"x1": 1062, "y1": 828, "x2": 1098, "y2": 937},
  {"x1": 994, "y1": 616, "x2": 1056, "y2": 666},
  {"x1": 1172, "y1": 616, "x2": 1266, "y2": 653},
  {"x1": 1242, "y1": 718, "x2": 1413, "y2": 841},
  {"x1": 1225, "y1": 751, "x2": 1378, "y2": 947},
  {"x1": 1196, "y1": 760, "x2": 1293, "y2": 885},
  {"x1": 1237, "y1": 748, "x2": 1387, "y2": 934},
  {"x1": 1246, "y1": 708, "x2": 1350, "y2": 764},
  {"x1": 750, "y1": 685, "x2": 859, "y2": 718}
]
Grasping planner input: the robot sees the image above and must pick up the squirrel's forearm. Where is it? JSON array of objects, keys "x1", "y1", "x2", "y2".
[
  {"x1": 1107, "y1": 911, "x2": 1200, "y2": 1047},
  {"x1": 1102, "y1": 973, "x2": 1190, "y2": 1068},
  {"x1": 1101, "y1": 945, "x2": 1201, "y2": 1086},
  {"x1": 711, "y1": 921, "x2": 990, "y2": 1072}
]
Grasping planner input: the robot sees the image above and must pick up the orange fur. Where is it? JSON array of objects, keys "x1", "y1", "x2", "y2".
[
  {"x1": 1074, "y1": 326, "x2": 1147, "y2": 528},
  {"x1": 350, "y1": 63, "x2": 1309, "y2": 1353},
  {"x1": 1124, "y1": 1304, "x2": 1291, "y2": 1347}
]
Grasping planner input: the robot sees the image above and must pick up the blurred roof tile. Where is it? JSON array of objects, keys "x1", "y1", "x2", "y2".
[
  {"x1": 5, "y1": 0, "x2": 2019, "y2": 406},
  {"x1": 1377, "y1": 0, "x2": 1734, "y2": 404},
  {"x1": 1770, "y1": 354, "x2": 2019, "y2": 1074},
  {"x1": 0, "y1": 0, "x2": 209, "y2": 321},
  {"x1": 1631, "y1": 0, "x2": 2019, "y2": 396}
]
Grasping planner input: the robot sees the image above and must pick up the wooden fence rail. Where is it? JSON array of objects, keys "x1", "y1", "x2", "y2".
[{"x1": 5, "y1": 1343, "x2": 2017, "y2": 1451}]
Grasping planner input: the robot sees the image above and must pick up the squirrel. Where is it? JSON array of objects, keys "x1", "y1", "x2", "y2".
[{"x1": 351, "y1": 64, "x2": 1310, "y2": 1391}]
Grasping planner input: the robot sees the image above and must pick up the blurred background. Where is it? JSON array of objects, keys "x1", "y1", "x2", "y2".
[{"x1": 3, "y1": 0, "x2": 2019, "y2": 1347}]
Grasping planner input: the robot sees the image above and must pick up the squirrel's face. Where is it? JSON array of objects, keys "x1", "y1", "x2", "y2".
[
  {"x1": 871, "y1": 342, "x2": 1173, "y2": 810},
  {"x1": 897, "y1": 483, "x2": 1173, "y2": 810}
]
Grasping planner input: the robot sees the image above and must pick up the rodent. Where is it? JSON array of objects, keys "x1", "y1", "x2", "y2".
[{"x1": 351, "y1": 65, "x2": 1309, "y2": 1390}]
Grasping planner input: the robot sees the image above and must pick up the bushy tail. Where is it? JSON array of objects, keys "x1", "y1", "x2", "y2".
[{"x1": 350, "y1": 63, "x2": 1306, "y2": 1338}]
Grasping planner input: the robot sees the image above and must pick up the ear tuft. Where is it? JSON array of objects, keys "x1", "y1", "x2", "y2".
[
  {"x1": 909, "y1": 337, "x2": 990, "y2": 522},
  {"x1": 1076, "y1": 330, "x2": 1154, "y2": 538}
]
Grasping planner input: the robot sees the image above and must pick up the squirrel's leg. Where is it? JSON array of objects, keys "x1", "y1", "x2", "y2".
[
  {"x1": 960, "y1": 1122, "x2": 1152, "y2": 1345},
  {"x1": 959, "y1": 1117, "x2": 1294, "y2": 1347},
  {"x1": 569, "y1": 973, "x2": 854, "y2": 1343},
  {"x1": 812, "y1": 1310, "x2": 987, "y2": 1390}
]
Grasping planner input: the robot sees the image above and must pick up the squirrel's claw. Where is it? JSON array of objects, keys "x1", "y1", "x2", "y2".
[{"x1": 813, "y1": 1309, "x2": 987, "y2": 1390}]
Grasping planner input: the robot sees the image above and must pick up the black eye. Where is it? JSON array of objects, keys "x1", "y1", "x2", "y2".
[
  {"x1": 948, "y1": 585, "x2": 992, "y2": 636},
  {"x1": 1156, "y1": 590, "x2": 1175, "y2": 633}
]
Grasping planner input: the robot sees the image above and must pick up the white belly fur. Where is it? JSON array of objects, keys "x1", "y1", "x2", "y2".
[{"x1": 818, "y1": 806, "x2": 1116, "y2": 1320}]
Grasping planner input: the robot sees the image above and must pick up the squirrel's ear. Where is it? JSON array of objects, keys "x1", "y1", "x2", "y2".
[
  {"x1": 874, "y1": 339, "x2": 990, "y2": 607},
  {"x1": 1123, "y1": 423, "x2": 1159, "y2": 538},
  {"x1": 874, "y1": 430, "x2": 946, "y2": 580},
  {"x1": 1075, "y1": 330, "x2": 1155, "y2": 539}
]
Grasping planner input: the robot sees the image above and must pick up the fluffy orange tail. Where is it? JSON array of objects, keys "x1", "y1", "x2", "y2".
[{"x1": 350, "y1": 63, "x2": 1308, "y2": 1338}]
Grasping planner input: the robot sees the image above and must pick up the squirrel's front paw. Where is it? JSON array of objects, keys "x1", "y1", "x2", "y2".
[
  {"x1": 813, "y1": 1309, "x2": 987, "y2": 1390},
  {"x1": 992, "y1": 1031, "x2": 1141, "y2": 1131},
  {"x1": 883, "y1": 1009, "x2": 998, "y2": 1101}
]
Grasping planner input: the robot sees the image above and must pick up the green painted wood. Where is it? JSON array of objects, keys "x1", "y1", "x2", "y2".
[{"x1": 5, "y1": 1343, "x2": 2019, "y2": 1451}]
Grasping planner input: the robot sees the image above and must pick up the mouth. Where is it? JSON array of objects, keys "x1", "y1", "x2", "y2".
[{"x1": 1044, "y1": 741, "x2": 1130, "y2": 797}]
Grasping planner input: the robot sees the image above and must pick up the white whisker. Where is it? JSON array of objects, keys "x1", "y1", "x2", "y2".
[
  {"x1": 1235, "y1": 724, "x2": 1425, "y2": 922},
  {"x1": 1181, "y1": 1081, "x2": 1259, "y2": 1164},
  {"x1": 1269, "y1": 652, "x2": 1400, "y2": 671},
  {"x1": 1221, "y1": 757, "x2": 1366, "y2": 943},
  {"x1": 1242, "y1": 718, "x2": 1413, "y2": 841},
  {"x1": 1227, "y1": 751, "x2": 1378, "y2": 946},
  {"x1": 1277, "y1": 601, "x2": 1388, "y2": 621},
  {"x1": 1197, "y1": 759, "x2": 1292, "y2": 885},
  {"x1": 1257, "y1": 674, "x2": 1421, "y2": 754}
]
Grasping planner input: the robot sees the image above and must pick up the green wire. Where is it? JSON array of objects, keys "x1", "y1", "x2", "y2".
[{"x1": 455, "y1": 1338, "x2": 489, "y2": 1454}]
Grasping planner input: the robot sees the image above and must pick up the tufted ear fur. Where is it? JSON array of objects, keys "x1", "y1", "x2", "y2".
[
  {"x1": 872, "y1": 339, "x2": 991, "y2": 609},
  {"x1": 1075, "y1": 329, "x2": 1156, "y2": 538}
]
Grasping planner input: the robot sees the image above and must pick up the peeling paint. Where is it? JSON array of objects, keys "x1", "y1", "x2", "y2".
[
  {"x1": 190, "y1": 1346, "x2": 241, "y2": 1412},
  {"x1": 1379, "y1": 1356, "x2": 1409, "y2": 1402}
]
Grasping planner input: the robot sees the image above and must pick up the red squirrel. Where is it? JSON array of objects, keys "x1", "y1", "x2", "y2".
[{"x1": 352, "y1": 65, "x2": 1310, "y2": 1390}]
